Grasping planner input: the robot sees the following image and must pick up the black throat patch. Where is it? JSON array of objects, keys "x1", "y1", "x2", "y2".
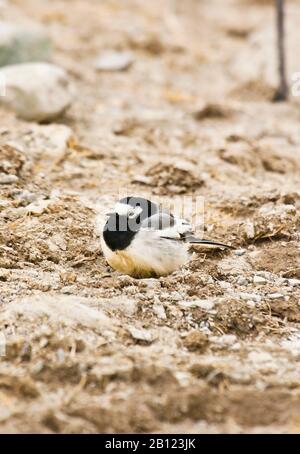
[
  {"x1": 103, "y1": 197, "x2": 159, "y2": 251},
  {"x1": 103, "y1": 214, "x2": 138, "y2": 251}
]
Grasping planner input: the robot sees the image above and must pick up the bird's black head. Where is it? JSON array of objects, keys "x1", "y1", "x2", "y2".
[
  {"x1": 103, "y1": 196, "x2": 158, "y2": 251},
  {"x1": 118, "y1": 196, "x2": 158, "y2": 222}
]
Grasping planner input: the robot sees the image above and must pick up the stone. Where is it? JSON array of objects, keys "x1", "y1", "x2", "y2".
[
  {"x1": 239, "y1": 292, "x2": 261, "y2": 303},
  {"x1": 128, "y1": 327, "x2": 154, "y2": 344},
  {"x1": 235, "y1": 248, "x2": 246, "y2": 256},
  {"x1": 218, "y1": 281, "x2": 231, "y2": 289},
  {"x1": 182, "y1": 330, "x2": 209, "y2": 352},
  {"x1": 12, "y1": 190, "x2": 38, "y2": 206},
  {"x1": 26, "y1": 199, "x2": 52, "y2": 216},
  {"x1": 236, "y1": 276, "x2": 248, "y2": 286},
  {"x1": 218, "y1": 256, "x2": 251, "y2": 275},
  {"x1": 12, "y1": 124, "x2": 73, "y2": 162},
  {"x1": 244, "y1": 221, "x2": 255, "y2": 239},
  {"x1": 95, "y1": 50, "x2": 133, "y2": 72},
  {"x1": 0, "y1": 21, "x2": 52, "y2": 67},
  {"x1": 142, "y1": 278, "x2": 161, "y2": 289},
  {"x1": 152, "y1": 302, "x2": 167, "y2": 320},
  {"x1": 253, "y1": 275, "x2": 267, "y2": 284},
  {"x1": 0, "y1": 63, "x2": 73, "y2": 122},
  {"x1": 98, "y1": 296, "x2": 137, "y2": 317},
  {"x1": 2, "y1": 294, "x2": 115, "y2": 333},
  {"x1": 0, "y1": 173, "x2": 18, "y2": 184},
  {"x1": 178, "y1": 300, "x2": 215, "y2": 311},
  {"x1": 220, "y1": 334, "x2": 237, "y2": 346},
  {"x1": 288, "y1": 279, "x2": 300, "y2": 287},
  {"x1": 212, "y1": 334, "x2": 237, "y2": 347},
  {"x1": 267, "y1": 293, "x2": 284, "y2": 300}
]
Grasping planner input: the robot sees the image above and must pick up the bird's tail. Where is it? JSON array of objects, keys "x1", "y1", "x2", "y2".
[{"x1": 185, "y1": 236, "x2": 234, "y2": 249}]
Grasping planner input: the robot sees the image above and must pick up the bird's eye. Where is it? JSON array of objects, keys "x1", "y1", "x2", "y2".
[{"x1": 128, "y1": 212, "x2": 135, "y2": 218}]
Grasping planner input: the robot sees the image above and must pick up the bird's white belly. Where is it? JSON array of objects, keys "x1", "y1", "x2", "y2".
[{"x1": 101, "y1": 231, "x2": 189, "y2": 278}]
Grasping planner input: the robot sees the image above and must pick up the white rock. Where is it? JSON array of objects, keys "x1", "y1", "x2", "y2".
[
  {"x1": 26, "y1": 199, "x2": 51, "y2": 215},
  {"x1": 239, "y1": 292, "x2": 261, "y2": 303},
  {"x1": 2, "y1": 294, "x2": 114, "y2": 332},
  {"x1": 244, "y1": 221, "x2": 255, "y2": 239},
  {"x1": 213, "y1": 334, "x2": 237, "y2": 347},
  {"x1": 48, "y1": 233, "x2": 67, "y2": 252},
  {"x1": 267, "y1": 293, "x2": 284, "y2": 299},
  {"x1": 218, "y1": 281, "x2": 231, "y2": 289},
  {"x1": 0, "y1": 173, "x2": 18, "y2": 184},
  {"x1": 98, "y1": 296, "x2": 137, "y2": 317},
  {"x1": 218, "y1": 256, "x2": 251, "y2": 275},
  {"x1": 12, "y1": 189, "x2": 38, "y2": 205},
  {"x1": 95, "y1": 51, "x2": 133, "y2": 72},
  {"x1": 128, "y1": 327, "x2": 154, "y2": 343},
  {"x1": 236, "y1": 276, "x2": 248, "y2": 286},
  {"x1": 143, "y1": 278, "x2": 161, "y2": 290},
  {"x1": 0, "y1": 63, "x2": 73, "y2": 122},
  {"x1": 178, "y1": 300, "x2": 215, "y2": 311},
  {"x1": 11, "y1": 124, "x2": 73, "y2": 161},
  {"x1": 0, "y1": 21, "x2": 52, "y2": 67},
  {"x1": 235, "y1": 248, "x2": 246, "y2": 256},
  {"x1": 288, "y1": 279, "x2": 300, "y2": 287},
  {"x1": 231, "y1": 342, "x2": 241, "y2": 351},
  {"x1": 152, "y1": 302, "x2": 167, "y2": 320},
  {"x1": 0, "y1": 200, "x2": 10, "y2": 208},
  {"x1": 253, "y1": 275, "x2": 267, "y2": 284}
]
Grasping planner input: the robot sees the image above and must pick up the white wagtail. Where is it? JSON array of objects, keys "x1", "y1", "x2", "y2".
[{"x1": 101, "y1": 196, "x2": 233, "y2": 278}]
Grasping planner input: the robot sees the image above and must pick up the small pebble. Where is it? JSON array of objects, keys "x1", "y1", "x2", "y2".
[
  {"x1": 218, "y1": 281, "x2": 231, "y2": 289},
  {"x1": 95, "y1": 50, "x2": 133, "y2": 72},
  {"x1": 152, "y1": 302, "x2": 167, "y2": 320},
  {"x1": 182, "y1": 330, "x2": 209, "y2": 352},
  {"x1": 26, "y1": 199, "x2": 51, "y2": 215},
  {"x1": 31, "y1": 360, "x2": 44, "y2": 375},
  {"x1": 213, "y1": 334, "x2": 237, "y2": 347},
  {"x1": 0, "y1": 63, "x2": 73, "y2": 122},
  {"x1": 236, "y1": 276, "x2": 248, "y2": 286},
  {"x1": 235, "y1": 248, "x2": 246, "y2": 256},
  {"x1": 239, "y1": 292, "x2": 261, "y2": 303},
  {"x1": 12, "y1": 190, "x2": 37, "y2": 205},
  {"x1": 128, "y1": 327, "x2": 154, "y2": 344},
  {"x1": 56, "y1": 348, "x2": 65, "y2": 363},
  {"x1": 267, "y1": 293, "x2": 284, "y2": 300},
  {"x1": 178, "y1": 300, "x2": 215, "y2": 311},
  {"x1": 231, "y1": 343, "x2": 241, "y2": 351},
  {"x1": 253, "y1": 275, "x2": 267, "y2": 284},
  {"x1": 288, "y1": 279, "x2": 300, "y2": 287},
  {"x1": 142, "y1": 278, "x2": 161, "y2": 290},
  {"x1": 0, "y1": 173, "x2": 18, "y2": 184}
]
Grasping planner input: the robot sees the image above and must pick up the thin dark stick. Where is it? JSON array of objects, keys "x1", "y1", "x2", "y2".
[{"x1": 273, "y1": 0, "x2": 288, "y2": 101}]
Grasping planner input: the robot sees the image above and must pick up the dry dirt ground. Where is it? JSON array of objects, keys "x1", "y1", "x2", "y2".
[{"x1": 1, "y1": 0, "x2": 300, "y2": 434}]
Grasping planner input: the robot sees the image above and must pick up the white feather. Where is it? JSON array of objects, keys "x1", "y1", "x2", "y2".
[{"x1": 101, "y1": 230, "x2": 189, "y2": 278}]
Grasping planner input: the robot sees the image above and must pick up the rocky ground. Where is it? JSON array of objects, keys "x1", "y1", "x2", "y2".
[{"x1": 0, "y1": 0, "x2": 300, "y2": 434}]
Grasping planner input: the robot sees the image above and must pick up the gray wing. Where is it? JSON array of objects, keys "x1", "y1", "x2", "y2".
[
  {"x1": 140, "y1": 212, "x2": 233, "y2": 248},
  {"x1": 141, "y1": 212, "x2": 193, "y2": 240},
  {"x1": 141, "y1": 212, "x2": 175, "y2": 230}
]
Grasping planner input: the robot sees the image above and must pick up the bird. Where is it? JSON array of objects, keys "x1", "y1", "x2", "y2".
[{"x1": 101, "y1": 196, "x2": 233, "y2": 278}]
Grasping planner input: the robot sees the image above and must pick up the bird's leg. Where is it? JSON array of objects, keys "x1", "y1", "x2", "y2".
[{"x1": 273, "y1": 0, "x2": 288, "y2": 102}]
